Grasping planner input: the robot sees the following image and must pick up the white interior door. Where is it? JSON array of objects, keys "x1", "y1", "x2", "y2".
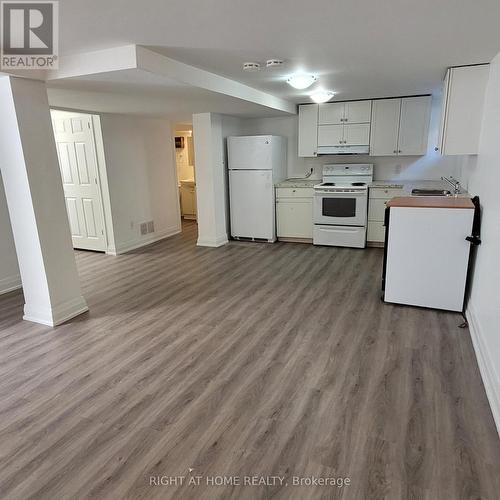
[
  {"x1": 52, "y1": 113, "x2": 106, "y2": 252},
  {"x1": 229, "y1": 170, "x2": 274, "y2": 240}
]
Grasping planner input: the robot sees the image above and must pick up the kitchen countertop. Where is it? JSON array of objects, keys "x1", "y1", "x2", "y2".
[
  {"x1": 371, "y1": 179, "x2": 469, "y2": 197},
  {"x1": 275, "y1": 178, "x2": 320, "y2": 188},
  {"x1": 387, "y1": 196, "x2": 474, "y2": 209},
  {"x1": 370, "y1": 180, "x2": 405, "y2": 189}
]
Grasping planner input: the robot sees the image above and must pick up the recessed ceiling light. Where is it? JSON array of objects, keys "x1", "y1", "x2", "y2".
[
  {"x1": 243, "y1": 62, "x2": 261, "y2": 72},
  {"x1": 287, "y1": 74, "x2": 317, "y2": 90},
  {"x1": 266, "y1": 59, "x2": 284, "y2": 68},
  {"x1": 310, "y1": 90, "x2": 336, "y2": 103}
]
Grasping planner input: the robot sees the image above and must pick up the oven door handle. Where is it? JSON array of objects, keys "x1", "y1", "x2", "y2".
[
  {"x1": 317, "y1": 226, "x2": 362, "y2": 232},
  {"x1": 315, "y1": 191, "x2": 366, "y2": 197}
]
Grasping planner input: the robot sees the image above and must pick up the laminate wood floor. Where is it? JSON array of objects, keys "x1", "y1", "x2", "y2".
[{"x1": 1, "y1": 221, "x2": 499, "y2": 500}]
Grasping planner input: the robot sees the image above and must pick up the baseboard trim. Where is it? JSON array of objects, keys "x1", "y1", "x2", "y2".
[
  {"x1": 112, "y1": 226, "x2": 181, "y2": 255},
  {"x1": 277, "y1": 237, "x2": 313, "y2": 244},
  {"x1": 197, "y1": 235, "x2": 228, "y2": 247},
  {"x1": 0, "y1": 274, "x2": 22, "y2": 295},
  {"x1": 23, "y1": 295, "x2": 89, "y2": 327},
  {"x1": 367, "y1": 241, "x2": 385, "y2": 248},
  {"x1": 466, "y1": 302, "x2": 500, "y2": 437}
]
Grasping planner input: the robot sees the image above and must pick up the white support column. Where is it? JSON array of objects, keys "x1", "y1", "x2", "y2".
[
  {"x1": 192, "y1": 113, "x2": 229, "y2": 247},
  {"x1": 0, "y1": 76, "x2": 88, "y2": 326}
]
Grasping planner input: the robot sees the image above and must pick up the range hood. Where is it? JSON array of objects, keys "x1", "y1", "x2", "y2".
[{"x1": 317, "y1": 145, "x2": 370, "y2": 155}]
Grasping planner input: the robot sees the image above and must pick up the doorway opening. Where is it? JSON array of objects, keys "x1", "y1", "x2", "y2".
[
  {"x1": 51, "y1": 109, "x2": 113, "y2": 253},
  {"x1": 174, "y1": 124, "x2": 197, "y2": 232}
]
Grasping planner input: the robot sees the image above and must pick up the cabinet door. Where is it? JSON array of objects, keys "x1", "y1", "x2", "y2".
[
  {"x1": 317, "y1": 124, "x2": 344, "y2": 146},
  {"x1": 318, "y1": 102, "x2": 345, "y2": 125},
  {"x1": 276, "y1": 200, "x2": 313, "y2": 238},
  {"x1": 181, "y1": 186, "x2": 196, "y2": 216},
  {"x1": 368, "y1": 198, "x2": 389, "y2": 221},
  {"x1": 398, "y1": 96, "x2": 431, "y2": 155},
  {"x1": 367, "y1": 221, "x2": 386, "y2": 243},
  {"x1": 344, "y1": 100, "x2": 372, "y2": 123},
  {"x1": 298, "y1": 104, "x2": 318, "y2": 157},
  {"x1": 343, "y1": 123, "x2": 370, "y2": 145},
  {"x1": 439, "y1": 64, "x2": 489, "y2": 155},
  {"x1": 370, "y1": 99, "x2": 401, "y2": 155}
]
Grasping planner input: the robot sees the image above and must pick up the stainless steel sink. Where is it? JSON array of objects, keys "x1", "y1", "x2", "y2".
[{"x1": 411, "y1": 189, "x2": 452, "y2": 196}]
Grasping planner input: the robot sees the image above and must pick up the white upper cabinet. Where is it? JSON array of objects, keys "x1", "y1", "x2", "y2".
[
  {"x1": 318, "y1": 102, "x2": 345, "y2": 125},
  {"x1": 370, "y1": 96, "x2": 431, "y2": 156},
  {"x1": 438, "y1": 64, "x2": 489, "y2": 155},
  {"x1": 318, "y1": 124, "x2": 344, "y2": 146},
  {"x1": 370, "y1": 99, "x2": 401, "y2": 155},
  {"x1": 344, "y1": 123, "x2": 371, "y2": 145},
  {"x1": 299, "y1": 95, "x2": 431, "y2": 157},
  {"x1": 398, "y1": 96, "x2": 431, "y2": 155},
  {"x1": 344, "y1": 101, "x2": 372, "y2": 123},
  {"x1": 318, "y1": 100, "x2": 371, "y2": 125},
  {"x1": 318, "y1": 123, "x2": 370, "y2": 146},
  {"x1": 298, "y1": 104, "x2": 318, "y2": 157}
]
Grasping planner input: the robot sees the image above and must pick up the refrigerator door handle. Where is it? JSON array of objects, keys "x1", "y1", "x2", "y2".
[{"x1": 465, "y1": 235, "x2": 482, "y2": 245}]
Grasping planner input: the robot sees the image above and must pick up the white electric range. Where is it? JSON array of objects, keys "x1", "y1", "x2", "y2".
[{"x1": 313, "y1": 164, "x2": 373, "y2": 248}]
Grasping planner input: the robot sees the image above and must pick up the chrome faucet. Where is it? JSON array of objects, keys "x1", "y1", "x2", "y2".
[{"x1": 441, "y1": 176, "x2": 462, "y2": 196}]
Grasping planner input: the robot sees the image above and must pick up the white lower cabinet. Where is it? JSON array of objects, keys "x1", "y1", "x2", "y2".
[
  {"x1": 276, "y1": 187, "x2": 313, "y2": 240},
  {"x1": 367, "y1": 186, "x2": 404, "y2": 245},
  {"x1": 367, "y1": 221, "x2": 386, "y2": 243},
  {"x1": 180, "y1": 182, "x2": 197, "y2": 219}
]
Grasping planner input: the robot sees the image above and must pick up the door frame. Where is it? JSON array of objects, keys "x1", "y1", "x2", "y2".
[{"x1": 51, "y1": 108, "x2": 116, "y2": 254}]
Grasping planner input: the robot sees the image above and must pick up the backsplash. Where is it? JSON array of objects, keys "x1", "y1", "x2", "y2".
[{"x1": 292, "y1": 153, "x2": 477, "y2": 183}]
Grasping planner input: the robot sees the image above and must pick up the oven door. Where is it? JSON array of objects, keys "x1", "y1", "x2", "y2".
[{"x1": 314, "y1": 190, "x2": 368, "y2": 226}]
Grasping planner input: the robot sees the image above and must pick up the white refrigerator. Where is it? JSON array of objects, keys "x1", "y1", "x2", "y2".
[{"x1": 228, "y1": 135, "x2": 286, "y2": 242}]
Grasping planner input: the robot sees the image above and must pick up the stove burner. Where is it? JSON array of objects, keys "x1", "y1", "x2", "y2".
[{"x1": 351, "y1": 182, "x2": 366, "y2": 186}]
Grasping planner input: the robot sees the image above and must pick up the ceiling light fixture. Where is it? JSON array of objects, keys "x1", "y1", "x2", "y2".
[
  {"x1": 310, "y1": 90, "x2": 336, "y2": 103},
  {"x1": 266, "y1": 59, "x2": 284, "y2": 68},
  {"x1": 243, "y1": 62, "x2": 261, "y2": 72},
  {"x1": 286, "y1": 74, "x2": 317, "y2": 90}
]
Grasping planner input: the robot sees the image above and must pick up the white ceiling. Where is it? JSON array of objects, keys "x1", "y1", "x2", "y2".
[
  {"x1": 42, "y1": 0, "x2": 500, "y2": 120},
  {"x1": 55, "y1": 0, "x2": 500, "y2": 105}
]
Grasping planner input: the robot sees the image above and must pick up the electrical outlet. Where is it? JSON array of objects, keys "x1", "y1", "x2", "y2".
[
  {"x1": 140, "y1": 222, "x2": 148, "y2": 235},
  {"x1": 130, "y1": 221, "x2": 134, "y2": 229},
  {"x1": 147, "y1": 220, "x2": 154, "y2": 233},
  {"x1": 395, "y1": 164, "x2": 402, "y2": 175}
]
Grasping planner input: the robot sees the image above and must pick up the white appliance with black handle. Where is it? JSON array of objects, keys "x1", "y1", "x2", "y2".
[
  {"x1": 313, "y1": 164, "x2": 373, "y2": 248},
  {"x1": 227, "y1": 135, "x2": 286, "y2": 242}
]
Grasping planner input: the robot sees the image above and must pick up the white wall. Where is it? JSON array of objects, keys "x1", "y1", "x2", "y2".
[
  {"x1": 239, "y1": 95, "x2": 476, "y2": 182},
  {"x1": 0, "y1": 175, "x2": 20, "y2": 294},
  {"x1": 464, "y1": 52, "x2": 500, "y2": 435},
  {"x1": 99, "y1": 114, "x2": 181, "y2": 253}
]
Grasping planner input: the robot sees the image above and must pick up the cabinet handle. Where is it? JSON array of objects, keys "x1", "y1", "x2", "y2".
[
  {"x1": 393, "y1": 150, "x2": 397, "y2": 154},
  {"x1": 434, "y1": 147, "x2": 439, "y2": 152},
  {"x1": 398, "y1": 150, "x2": 402, "y2": 153}
]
